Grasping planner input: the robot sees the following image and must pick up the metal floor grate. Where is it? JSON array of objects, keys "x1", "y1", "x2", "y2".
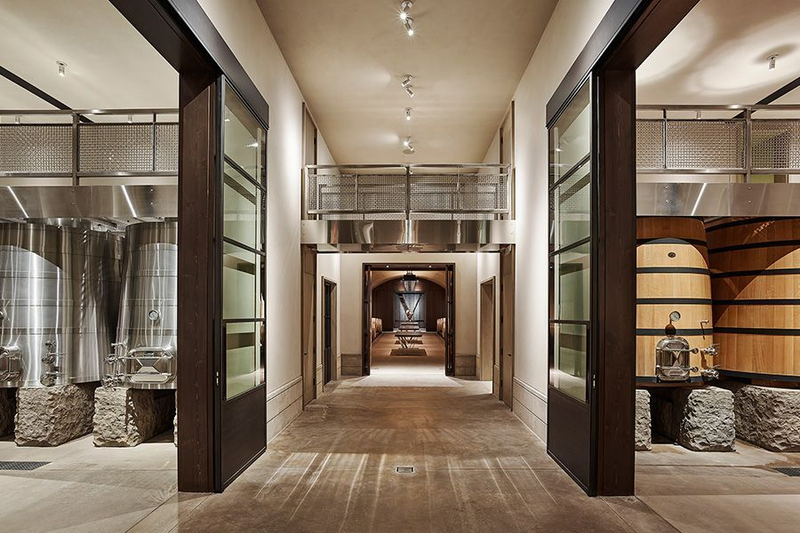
[
  {"x1": 772, "y1": 467, "x2": 800, "y2": 477},
  {"x1": 395, "y1": 466, "x2": 415, "y2": 474},
  {"x1": 0, "y1": 461, "x2": 51, "y2": 471}
]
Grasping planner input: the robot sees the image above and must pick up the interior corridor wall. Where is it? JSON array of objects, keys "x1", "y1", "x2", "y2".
[
  {"x1": 197, "y1": 0, "x2": 335, "y2": 440},
  {"x1": 477, "y1": 253, "x2": 501, "y2": 383},
  {"x1": 505, "y1": 0, "x2": 614, "y2": 441},
  {"x1": 337, "y1": 253, "x2": 478, "y2": 375}
]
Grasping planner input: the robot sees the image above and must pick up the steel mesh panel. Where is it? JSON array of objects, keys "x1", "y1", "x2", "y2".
[
  {"x1": 454, "y1": 213, "x2": 495, "y2": 220},
  {"x1": 370, "y1": 212, "x2": 406, "y2": 220},
  {"x1": 322, "y1": 213, "x2": 364, "y2": 220},
  {"x1": 459, "y1": 173, "x2": 508, "y2": 211},
  {"x1": 357, "y1": 174, "x2": 406, "y2": 212},
  {"x1": 751, "y1": 120, "x2": 800, "y2": 171},
  {"x1": 79, "y1": 124, "x2": 154, "y2": 172},
  {"x1": 155, "y1": 124, "x2": 179, "y2": 172},
  {"x1": 0, "y1": 125, "x2": 72, "y2": 173},
  {"x1": 636, "y1": 120, "x2": 664, "y2": 169},
  {"x1": 410, "y1": 174, "x2": 458, "y2": 211},
  {"x1": 0, "y1": 461, "x2": 50, "y2": 471},
  {"x1": 310, "y1": 173, "x2": 356, "y2": 211},
  {"x1": 666, "y1": 120, "x2": 745, "y2": 169},
  {"x1": 411, "y1": 212, "x2": 453, "y2": 220}
]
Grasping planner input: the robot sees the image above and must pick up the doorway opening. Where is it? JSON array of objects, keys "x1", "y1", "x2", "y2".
[
  {"x1": 479, "y1": 278, "x2": 496, "y2": 388},
  {"x1": 363, "y1": 263, "x2": 455, "y2": 377},
  {"x1": 322, "y1": 279, "x2": 337, "y2": 386}
]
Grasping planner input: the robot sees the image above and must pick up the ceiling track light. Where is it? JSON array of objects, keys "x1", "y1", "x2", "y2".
[
  {"x1": 405, "y1": 107, "x2": 412, "y2": 121},
  {"x1": 56, "y1": 61, "x2": 67, "y2": 77},
  {"x1": 404, "y1": 17, "x2": 415, "y2": 36},
  {"x1": 405, "y1": 86, "x2": 415, "y2": 98},
  {"x1": 403, "y1": 137, "x2": 411, "y2": 147},
  {"x1": 399, "y1": 0, "x2": 413, "y2": 20},
  {"x1": 402, "y1": 137, "x2": 415, "y2": 155},
  {"x1": 401, "y1": 75, "x2": 413, "y2": 88},
  {"x1": 768, "y1": 54, "x2": 778, "y2": 71}
]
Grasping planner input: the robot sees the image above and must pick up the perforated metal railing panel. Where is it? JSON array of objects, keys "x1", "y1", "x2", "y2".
[
  {"x1": 665, "y1": 120, "x2": 745, "y2": 169},
  {"x1": 636, "y1": 120, "x2": 664, "y2": 169},
  {"x1": 306, "y1": 171, "x2": 509, "y2": 219},
  {"x1": 752, "y1": 120, "x2": 800, "y2": 171},
  {"x1": 79, "y1": 124, "x2": 154, "y2": 173},
  {"x1": 0, "y1": 125, "x2": 72, "y2": 173},
  {"x1": 155, "y1": 124, "x2": 179, "y2": 172}
]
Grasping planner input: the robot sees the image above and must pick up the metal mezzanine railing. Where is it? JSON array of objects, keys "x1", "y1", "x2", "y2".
[
  {"x1": 636, "y1": 104, "x2": 800, "y2": 180},
  {"x1": 304, "y1": 163, "x2": 512, "y2": 221},
  {"x1": 0, "y1": 108, "x2": 179, "y2": 186}
]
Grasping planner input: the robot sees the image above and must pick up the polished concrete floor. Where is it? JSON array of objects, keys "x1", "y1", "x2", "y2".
[
  {"x1": 0, "y1": 431, "x2": 176, "y2": 533},
  {"x1": 130, "y1": 367, "x2": 676, "y2": 533},
  {"x1": 3, "y1": 365, "x2": 800, "y2": 532}
]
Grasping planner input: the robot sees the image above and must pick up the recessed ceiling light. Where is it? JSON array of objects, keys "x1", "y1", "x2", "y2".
[
  {"x1": 56, "y1": 61, "x2": 67, "y2": 77},
  {"x1": 405, "y1": 107, "x2": 412, "y2": 121},
  {"x1": 768, "y1": 54, "x2": 778, "y2": 71}
]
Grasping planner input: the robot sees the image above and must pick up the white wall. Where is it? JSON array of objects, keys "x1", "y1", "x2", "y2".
[
  {"x1": 337, "y1": 253, "x2": 478, "y2": 359},
  {"x1": 197, "y1": 0, "x2": 334, "y2": 437},
  {"x1": 510, "y1": 0, "x2": 614, "y2": 440}
]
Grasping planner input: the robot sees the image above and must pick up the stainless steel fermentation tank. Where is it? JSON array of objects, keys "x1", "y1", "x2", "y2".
[
  {"x1": 0, "y1": 222, "x2": 122, "y2": 388},
  {"x1": 108, "y1": 221, "x2": 177, "y2": 389}
]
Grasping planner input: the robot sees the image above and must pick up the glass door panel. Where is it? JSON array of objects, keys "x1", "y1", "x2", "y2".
[
  {"x1": 216, "y1": 80, "x2": 267, "y2": 489},
  {"x1": 548, "y1": 80, "x2": 595, "y2": 494}
]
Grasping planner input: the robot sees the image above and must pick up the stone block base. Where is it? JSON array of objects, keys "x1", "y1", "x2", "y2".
[
  {"x1": 0, "y1": 388, "x2": 15, "y2": 436},
  {"x1": 728, "y1": 384, "x2": 800, "y2": 452},
  {"x1": 635, "y1": 389, "x2": 652, "y2": 451},
  {"x1": 341, "y1": 354, "x2": 362, "y2": 377},
  {"x1": 454, "y1": 354, "x2": 476, "y2": 379},
  {"x1": 652, "y1": 386, "x2": 735, "y2": 451},
  {"x1": 93, "y1": 387, "x2": 175, "y2": 447},
  {"x1": 15, "y1": 384, "x2": 95, "y2": 446}
]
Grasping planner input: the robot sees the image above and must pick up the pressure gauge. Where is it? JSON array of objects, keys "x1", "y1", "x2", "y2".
[
  {"x1": 669, "y1": 310, "x2": 681, "y2": 322},
  {"x1": 148, "y1": 309, "x2": 161, "y2": 322}
]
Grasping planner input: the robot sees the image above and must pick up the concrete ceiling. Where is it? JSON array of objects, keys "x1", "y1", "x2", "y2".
[
  {"x1": 257, "y1": 0, "x2": 558, "y2": 164},
  {"x1": 0, "y1": 0, "x2": 177, "y2": 114},
  {"x1": 637, "y1": 0, "x2": 800, "y2": 105}
]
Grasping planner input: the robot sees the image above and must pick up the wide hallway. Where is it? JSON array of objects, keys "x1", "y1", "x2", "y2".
[{"x1": 130, "y1": 376, "x2": 674, "y2": 533}]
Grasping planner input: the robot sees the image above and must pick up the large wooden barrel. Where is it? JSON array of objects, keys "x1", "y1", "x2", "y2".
[
  {"x1": 706, "y1": 217, "x2": 800, "y2": 378},
  {"x1": 636, "y1": 217, "x2": 715, "y2": 382}
]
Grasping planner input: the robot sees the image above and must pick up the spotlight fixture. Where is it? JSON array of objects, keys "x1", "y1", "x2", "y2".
[
  {"x1": 401, "y1": 75, "x2": 413, "y2": 88},
  {"x1": 404, "y1": 17, "x2": 415, "y2": 36},
  {"x1": 405, "y1": 107, "x2": 412, "y2": 121},
  {"x1": 405, "y1": 87, "x2": 415, "y2": 98},
  {"x1": 768, "y1": 54, "x2": 778, "y2": 71},
  {"x1": 399, "y1": 1, "x2": 413, "y2": 20},
  {"x1": 402, "y1": 137, "x2": 415, "y2": 155},
  {"x1": 127, "y1": 115, "x2": 133, "y2": 124},
  {"x1": 56, "y1": 61, "x2": 67, "y2": 77},
  {"x1": 14, "y1": 115, "x2": 20, "y2": 125}
]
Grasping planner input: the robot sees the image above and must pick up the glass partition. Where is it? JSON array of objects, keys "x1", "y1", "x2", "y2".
[
  {"x1": 221, "y1": 83, "x2": 266, "y2": 399},
  {"x1": 549, "y1": 82, "x2": 592, "y2": 403}
]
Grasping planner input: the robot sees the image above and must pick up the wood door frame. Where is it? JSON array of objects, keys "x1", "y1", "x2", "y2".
[
  {"x1": 479, "y1": 277, "x2": 496, "y2": 385},
  {"x1": 111, "y1": 0, "x2": 271, "y2": 493},
  {"x1": 499, "y1": 246, "x2": 515, "y2": 407},
  {"x1": 546, "y1": 0, "x2": 700, "y2": 497},
  {"x1": 362, "y1": 263, "x2": 456, "y2": 376},
  {"x1": 322, "y1": 277, "x2": 337, "y2": 385}
]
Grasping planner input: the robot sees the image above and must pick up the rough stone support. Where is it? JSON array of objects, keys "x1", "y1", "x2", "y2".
[
  {"x1": 93, "y1": 387, "x2": 175, "y2": 447},
  {"x1": 651, "y1": 386, "x2": 735, "y2": 451},
  {"x1": 454, "y1": 354, "x2": 476, "y2": 379},
  {"x1": 341, "y1": 354, "x2": 362, "y2": 377},
  {"x1": 15, "y1": 384, "x2": 95, "y2": 446},
  {"x1": 0, "y1": 388, "x2": 15, "y2": 436},
  {"x1": 635, "y1": 389, "x2": 652, "y2": 451},
  {"x1": 726, "y1": 384, "x2": 800, "y2": 452}
]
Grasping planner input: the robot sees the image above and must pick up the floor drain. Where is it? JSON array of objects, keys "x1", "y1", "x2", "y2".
[
  {"x1": 0, "y1": 461, "x2": 50, "y2": 471},
  {"x1": 773, "y1": 467, "x2": 800, "y2": 477},
  {"x1": 395, "y1": 466, "x2": 415, "y2": 474}
]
